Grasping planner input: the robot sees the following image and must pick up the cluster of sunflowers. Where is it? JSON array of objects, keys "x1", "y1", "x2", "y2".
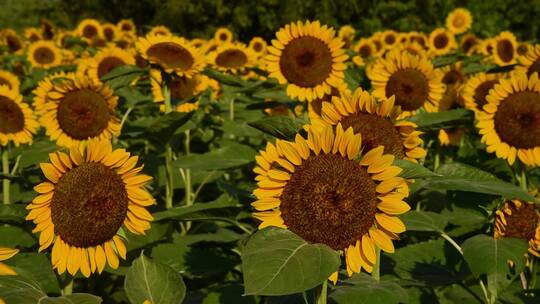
[{"x1": 0, "y1": 6, "x2": 539, "y2": 303}]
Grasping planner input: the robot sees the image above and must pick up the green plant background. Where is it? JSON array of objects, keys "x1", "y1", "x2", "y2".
[{"x1": 2, "y1": 0, "x2": 539, "y2": 41}]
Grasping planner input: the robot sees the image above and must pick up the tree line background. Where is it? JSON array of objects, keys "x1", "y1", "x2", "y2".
[{"x1": 1, "y1": 0, "x2": 539, "y2": 41}]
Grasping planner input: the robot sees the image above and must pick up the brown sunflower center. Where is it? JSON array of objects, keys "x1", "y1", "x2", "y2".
[
  {"x1": 496, "y1": 40, "x2": 514, "y2": 63},
  {"x1": 57, "y1": 89, "x2": 111, "y2": 140},
  {"x1": 434, "y1": 33, "x2": 449, "y2": 49},
  {"x1": 473, "y1": 80, "x2": 498, "y2": 108},
  {"x1": 121, "y1": 23, "x2": 133, "y2": 32},
  {"x1": 6, "y1": 35, "x2": 22, "y2": 53},
  {"x1": 215, "y1": 49, "x2": 248, "y2": 68},
  {"x1": 0, "y1": 96, "x2": 24, "y2": 134},
  {"x1": 170, "y1": 76, "x2": 198, "y2": 100},
  {"x1": 462, "y1": 37, "x2": 477, "y2": 53},
  {"x1": 280, "y1": 153, "x2": 378, "y2": 250},
  {"x1": 146, "y1": 42, "x2": 194, "y2": 71},
  {"x1": 253, "y1": 42, "x2": 263, "y2": 52},
  {"x1": 527, "y1": 60, "x2": 540, "y2": 77},
  {"x1": 97, "y1": 56, "x2": 126, "y2": 79},
  {"x1": 103, "y1": 28, "x2": 115, "y2": 41},
  {"x1": 452, "y1": 16, "x2": 465, "y2": 27},
  {"x1": 443, "y1": 70, "x2": 464, "y2": 85},
  {"x1": 517, "y1": 44, "x2": 528, "y2": 56},
  {"x1": 358, "y1": 45, "x2": 372, "y2": 58},
  {"x1": 503, "y1": 203, "x2": 539, "y2": 241},
  {"x1": 494, "y1": 91, "x2": 540, "y2": 149},
  {"x1": 0, "y1": 77, "x2": 12, "y2": 89},
  {"x1": 341, "y1": 112, "x2": 405, "y2": 158},
  {"x1": 385, "y1": 34, "x2": 396, "y2": 45},
  {"x1": 279, "y1": 36, "x2": 333, "y2": 88},
  {"x1": 373, "y1": 39, "x2": 383, "y2": 51},
  {"x1": 82, "y1": 25, "x2": 98, "y2": 39},
  {"x1": 50, "y1": 162, "x2": 128, "y2": 247},
  {"x1": 219, "y1": 33, "x2": 228, "y2": 41},
  {"x1": 385, "y1": 68, "x2": 428, "y2": 111},
  {"x1": 33, "y1": 47, "x2": 55, "y2": 64}
]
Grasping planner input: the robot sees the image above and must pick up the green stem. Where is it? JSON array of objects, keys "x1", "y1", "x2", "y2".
[
  {"x1": 2, "y1": 148, "x2": 10, "y2": 205},
  {"x1": 520, "y1": 168, "x2": 528, "y2": 191},
  {"x1": 229, "y1": 97, "x2": 235, "y2": 121},
  {"x1": 433, "y1": 151, "x2": 440, "y2": 171},
  {"x1": 184, "y1": 130, "x2": 193, "y2": 231},
  {"x1": 316, "y1": 280, "x2": 327, "y2": 304},
  {"x1": 371, "y1": 247, "x2": 381, "y2": 281},
  {"x1": 165, "y1": 144, "x2": 174, "y2": 209},
  {"x1": 62, "y1": 277, "x2": 73, "y2": 295}
]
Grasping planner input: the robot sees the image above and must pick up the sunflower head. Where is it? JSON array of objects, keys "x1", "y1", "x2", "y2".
[
  {"x1": 369, "y1": 33, "x2": 385, "y2": 55},
  {"x1": 516, "y1": 44, "x2": 540, "y2": 77},
  {"x1": 265, "y1": 20, "x2": 348, "y2": 102},
  {"x1": 207, "y1": 42, "x2": 257, "y2": 74},
  {"x1": 252, "y1": 123, "x2": 410, "y2": 278},
  {"x1": 27, "y1": 40, "x2": 63, "y2": 69},
  {"x1": 24, "y1": 27, "x2": 43, "y2": 42},
  {"x1": 409, "y1": 32, "x2": 428, "y2": 49},
  {"x1": 428, "y1": 28, "x2": 457, "y2": 56},
  {"x1": 438, "y1": 128, "x2": 466, "y2": 146},
  {"x1": 493, "y1": 31, "x2": 518, "y2": 66},
  {"x1": 101, "y1": 23, "x2": 119, "y2": 42},
  {"x1": 26, "y1": 139, "x2": 155, "y2": 277},
  {"x1": 0, "y1": 70, "x2": 20, "y2": 94},
  {"x1": 150, "y1": 68, "x2": 210, "y2": 112},
  {"x1": 461, "y1": 72, "x2": 501, "y2": 113},
  {"x1": 438, "y1": 63, "x2": 467, "y2": 111},
  {"x1": 33, "y1": 71, "x2": 74, "y2": 118},
  {"x1": 495, "y1": 200, "x2": 540, "y2": 257},
  {"x1": 76, "y1": 19, "x2": 102, "y2": 42},
  {"x1": 476, "y1": 72, "x2": 540, "y2": 166},
  {"x1": 381, "y1": 30, "x2": 398, "y2": 50},
  {"x1": 40, "y1": 19, "x2": 55, "y2": 40},
  {"x1": 460, "y1": 34, "x2": 479, "y2": 54},
  {"x1": 117, "y1": 19, "x2": 136, "y2": 34},
  {"x1": 40, "y1": 76, "x2": 121, "y2": 147},
  {"x1": 214, "y1": 27, "x2": 233, "y2": 43},
  {"x1": 370, "y1": 49, "x2": 445, "y2": 116},
  {"x1": 320, "y1": 88, "x2": 426, "y2": 162},
  {"x1": 87, "y1": 46, "x2": 136, "y2": 83},
  {"x1": 352, "y1": 39, "x2": 376, "y2": 67},
  {"x1": 0, "y1": 247, "x2": 19, "y2": 276},
  {"x1": 136, "y1": 35, "x2": 206, "y2": 77},
  {"x1": 248, "y1": 37, "x2": 268, "y2": 57},
  {"x1": 0, "y1": 86, "x2": 39, "y2": 147},
  {"x1": 2, "y1": 29, "x2": 24, "y2": 54},
  {"x1": 338, "y1": 25, "x2": 355, "y2": 48},
  {"x1": 190, "y1": 38, "x2": 206, "y2": 49},
  {"x1": 148, "y1": 25, "x2": 172, "y2": 37},
  {"x1": 446, "y1": 8, "x2": 473, "y2": 35}
]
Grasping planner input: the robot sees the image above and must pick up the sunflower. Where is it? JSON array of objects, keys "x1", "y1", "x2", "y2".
[
  {"x1": 115, "y1": 32, "x2": 137, "y2": 50},
  {"x1": 461, "y1": 72, "x2": 502, "y2": 113},
  {"x1": 381, "y1": 30, "x2": 399, "y2": 50},
  {"x1": 148, "y1": 25, "x2": 172, "y2": 37},
  {"x1": 26, "y1": 139, "x2": 154, "y2": 277},
  {"x1": 40, "y1": 76, "x2": 121, "y2": 147},
  {"x1": 477, "y1": 38, "x2": 495, "y2": 56},
  {"x1": 338, "y1": 25, "x2": 355, "y2": 48},
  {"x1": 495, "y1": 200, "x2": 540, "y2": 257},
  {"x1": 320, "y1": 88, "x2": 426, "y2": 162},
  {"x1": 438, "y1": 128, "x2": 467, "y2": 146},
  {"x1": 492, "y1": 31, "x2": 518, "y2": 66},
  {"x1": 214, "y1": 27, "x2": 233, "y2": 43},
  {"x1": 40, "y1": 20, "x2": 55, "y2": 40},
  {"x1": 446, "y1": 8, "x2": 473, "y2": 35},
  {"x1": 352, "y1": 39, "x2": 376, "y2": 67},
  {"x1": 27, "y1": 40, "x2": 63, "y2": 69},
  {"x1": 517, "y1": 44, "x2": 540, "y2": 77},
  {"x1": 476, "y1": 72, "x2": 540, "y2": 166},
  {"x1": 0, "y1": 86, "x2": 39, "y2": 147},
  {"x1": 438, "y1": 63, "x2": 466, "y2": 112},
  {"x1": 101, "y1": 23, "x2": 119, "y2": 42},
  {"x1": 0, "y1": 248, "x2": 18, "y2": 275},
  {"x1": 190, "y1": 38, "x2": 206, "y2": 49},
  {"x1": 252, "y1": 123, "x2": 410, "y2": 279},
  {"x1": 248, "y1": 37, "x2": 268, "y2": 58},
  {"x1": 87, "y1": 47, "x2": 136, "y2": 83},
  {"x1": 33, "y1": 71, "x2": 74, "y2": 117},
  {"x1": 76, "y1": 19, "x2": 102, "y2": 42},
  {"x1": 265, "y1": 21, "x2": 348, "y2": 102},
  {"x1": 369, "y1": 33, "x2": 385, "y2": 56},
  {"x1": 428, "y1": 28, "x2": 457, "y2": 56},
  {"x1": 460, "y1": 34, "x2": 479, "y2": 54},
  {"x1": 207, "y1": 42, "x2": 257, "y2": 74},
  {"x1": 0, "y1": 70, "x2": 20, "y2": 93},
  {"x1": 2, "y1": 29, "x2": 24, "y2": 54},
  {"x1": 409, "y1": 32, "x2": 428, "y2": 49},
  {"x1": 150, "y1": 69, "x2": 210, "y2": 112},
  {"x1": 24, "y1": 27, "x2": 42, "y2": 42},
  {"x1": 395, "y1": 42, "x2": 426, "y2": 58},
  {"x1": 370, "y1": 49, "x2": 445, "y2": 117},
  {"x1": 516, "y1": 42, "x2": 531, "y2": 59},
  {"x1": 117, "y1": 19, "x2": 136, "y2": 35},
  {"x1": 136, "y1": 35, "x2": 206, "y2": 77}
]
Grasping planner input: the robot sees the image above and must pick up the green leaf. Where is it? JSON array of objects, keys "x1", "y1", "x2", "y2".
[
  {"x1": 202, "y1": 284, "x2": 256, "y2": 304},
  {"x1": 242, "y1": 227, "x2": 340, "y2": 296},
  {"x1": 204, "y1": 69, "x2": 246, "y2": 86},
  {"x1": 124, "y1": 253, "x2": 186, "y2": 304},
  {"x1": 101, "y1": 64, "x2": 146, "y2": 81},
  {"x1": 6, "y1": 253, "x2": 61, "y2": 294},
  {"x1": 252, "y1": 87, "x2": 293, "y2": 103},
  {"x1": 248, "y1": 116, "x2": 306, "y2": 140},
  {"x1": 0, "y1": 275, "x2": 45, "y2": 304},
  {"x1": 10, "y1": 139, "x2": 57, "y2": 168},
  {"x1": 153, "y1": 195, "x2": 239, "y2": 221},
  {"x1": 0, "y1": 226, "x2": 36, "y2": 248},
  {"x1": 145, "y1": 111, "x2": 193, "y2": 144},
  {"x1": 462, "y1": 235, "x2": 528, "y2": 277},
  {"x1": 393, "y1": 159, "x2": 440, "y2": 179},
  {"x1": 432, "y1": 54, "x2": 461, "y2": 67},
  {"x1": 173, "y1": 143, "x2": 256, "y2": 171},
  {"x1": 330, "y1": 273, "x2": 408, "y2": 304},
  {"x1": 39, "y1": 294, "x2": 103, "y2": 304},
  {"x1": 400, "y1": 211, "x2": 448, "y2": 233},
  {"x1": 406, "y1": 109, "x2": 473, "y2": 130},
  {"x1": 0, "y1": 204, "x2": 27, "y2": 223},
  {"x1": 116, "y1": 86, "x2": 153, "y2": 107}
]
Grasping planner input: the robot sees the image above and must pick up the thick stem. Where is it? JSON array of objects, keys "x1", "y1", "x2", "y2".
[
  {"x1": 165, "y1": 144, "x2": 174, "y2": 209},
  {"x1": 316, "y1": 280, "x2": 328, "y2": 304},
  {"x1": 2, "y1": 148, "x2": 10, "y2": 205},
  {"x1": 371, "y1": 247, "x2": 381, "y2": 281},
  {"x1": 520, "y1": 168, "x2": 528, "y2": 191},
  {"x1": 229, "y1": 97, "x2": 235, "y2": 121},
  {"x1": 62, "y1": 277, "x2": 73, "y2": 295},
  {"x1": 184, "y1": 130, "x2": 193, "y2": 231}
]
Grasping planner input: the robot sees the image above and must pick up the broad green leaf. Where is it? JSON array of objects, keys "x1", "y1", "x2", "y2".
[
  {"x1": 145, "y1": 111, "x2": 193, "y2": 144},
  {"x1": 0, "y1": 275, "x2": 45, "y2": 304},
  {"x1": 7, "y1": 253, "x2": 61, "y2": 294},
  {"x1": 252, "y1": 88, "x2": 293, "y2": 103},
  {"x1": 125, "y1": 222, "x2": 171, "y2": 251},
  {"x1": 461, "y1": 235, "x2": 528, "y2": 277},
  {"x1": 204, "y1": 69, "x2": 246, "y2": 86},
  {"x1": 0, "y1": 204, "x2": 27, "y2": 223},
  {"x1": 406, "y1": 109, "x2": 473, "y2": 129},
  {"x1": 393, "y1": 159, "x2": 440, "y2": 179},
  {"x1": 0, "y1": 226, "x2": 36, "y2": 248},
  {"x1": 124, "y1": 253, "x2": 186, "y2": 304},
  {"x1": 330, "y1": 273, "x2": 408, "y2": 304},
  {"x1": 440, "y1": 206, "x2": 488, "y2": 237},
  {"x1": 242, "y1": 227, "x2": 340, "y2": 296},
  {"x1": 101, "y1": 64, "x2": 146, "y2": 81},
  {"x1": 436, "y1": 163, "x2": 499, "y2": 181},
  {"x1": 153, "y1": 195, "x2": 240, "y2": 221},
  {"x1": 248, "y1": 116, "x2": 306, "y2": 140},
  {"x1": 39, "y1": 294, "x2": 103, "y2": 304},
  {"x1": 202, "y1": 284, "x2": 256, "y2": 304},
  {"x1": 173, "y1": 143, "x2": 256, "y2": 171},
  {"x1": 10, "y1": 139, "x2": 57, "y2": 168},
  {"x1": 400, "y1": 211, "x2": 448, "y2": 233},
  {"x1": 116, "y1": 86, "x2": 153, "y2": 107},
  {"x1": 463, "y1": 63, "x2": 497, "y2": 75},
  {"x1": 432, "y1": 54, "x2": 462, "y2": 67}
]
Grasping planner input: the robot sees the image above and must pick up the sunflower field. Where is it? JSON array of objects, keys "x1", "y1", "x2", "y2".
[{"x1": 1, "y1": 1, "x2": 540, "y2": 303}]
